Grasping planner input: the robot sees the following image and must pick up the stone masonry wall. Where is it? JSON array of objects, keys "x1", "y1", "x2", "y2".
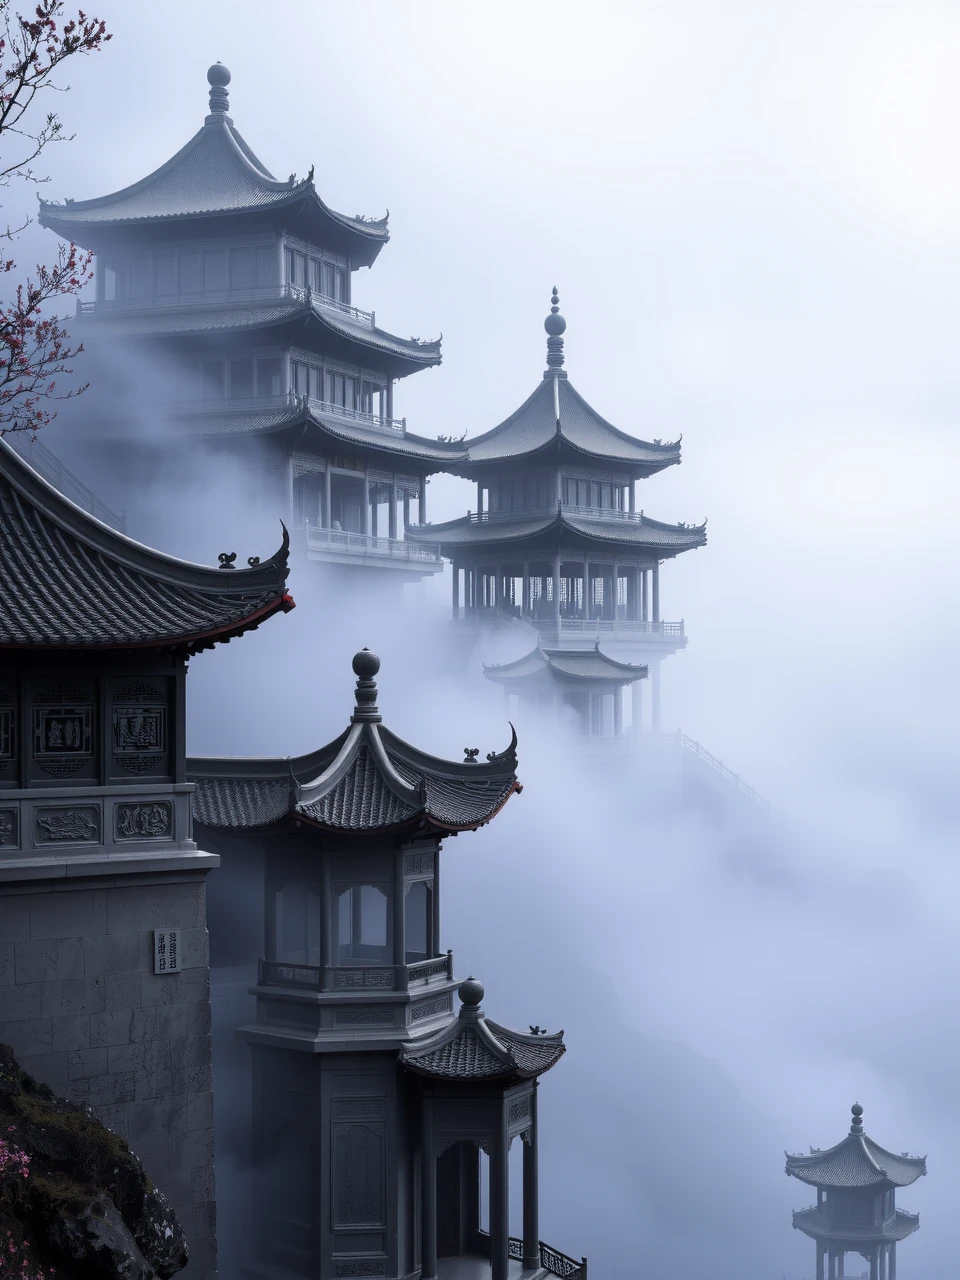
[{"x1": 0, "y1": 871, "x2": 217, "y2": 1279}]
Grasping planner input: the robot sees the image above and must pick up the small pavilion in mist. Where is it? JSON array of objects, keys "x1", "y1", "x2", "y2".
[
  {"x1": 786, "y1": 1103, "x2": 925, "y2": 1280},
  {"x1": 188, "y1": 650, "x2": 586, "y2": 1280}
]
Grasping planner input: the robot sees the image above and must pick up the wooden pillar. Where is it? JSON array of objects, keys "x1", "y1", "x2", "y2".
[
  {"x1": 552, "y1": 553, "x2": 561, "y2": 632},
  {"x1": 452, "y1": 564, "x2": 460, "y2": 618},
  {"x1": 320, "y1": 859, "x2": 333, "y2": 989},
  {"x1": 385, "y1": 379, "x2": 394, "y2": 422},
  {"x1": 651, "y1": 659, "x2": 661, "y2": 732},
  {"x1": 418, "y1": 480, "x2": 427, "y2": 525},
  {"x1": 477, "y1": 480, "x2": 483, "y2": 514},
  {"x1": 888, "y1": 1243, "x2": 896, "y2": 1280},
  {"x1": 641, "y1": 569, "x2": 648, "y2": 622},
  {"x1": 522, "y1": 1088, "x2": 539, "y2": 1271},
  {"x1": 388, "y1": 483, "x2": 398, "y2": 540},
  {"x1": 878, "y1": 1245, "x2": 886, "y2": 1280},
  {"x1": 838, "y1": 1248, "x2": 845, "y2": 1278},
  {"x1": 652, "y1": 562, "x2": 660, "y2": 622},
  {"x1": 392, "y1": 849, "x2": 405, "y2": 972},
  {"x1": 323, "y1": 467, "x2": 331, "y2": 529},
  {"x1": 371, "y1": 491, "x2": 379, "y2": 537},
  {"x1": 490, "y1": 1124, "x2": 509, "y2": 1280},
  {"x1": 432, "y1": 857, "x2": 441, "y2": 960},
  {"x1": 362, "y1": 473, "x2": 371, "y2": 536},
  {"x1": 403, "y1": 491, "x2": 410, "y2": 531},
  {"x1": 816, "y1": 1242, "x2": 824, "y2": 1280},
  {"x1": 631, "y1": 678, "x2": 643, "y2": 735},
  {"x1": 628, "y1": 479, "x2": 636, "y2": 514},
  {"x1": 421, "y1": 1105, "x2": 437, "y2": 1280},
  {"x1": 870, "y1": 1246, "x2": 879, "y2": 1280}
]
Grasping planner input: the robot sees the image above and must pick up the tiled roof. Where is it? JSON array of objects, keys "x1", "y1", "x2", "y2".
[
  {"x1": 786, "y1": 1133, "x2": 926, "y2": 1190},
  {"x1": 189, "y1": 653, "x2": 521, "y2": 836},
  {"x1": 792, "y1": 1207, "x2": 920, "y2": 1243},
  {"x1": 80, "y1": 294, "x2": 441, "y2": 370},
  {"x1": 38, "y1": 115, "x2": 388, "y2": 264},
  {"x1": 0, "y1": 439, "x2": 293, "y2": 651},
  {"x1": 400, "y1": 998, "x2": 565, "y2": 1082},
  {"x1": 457, "y1": 377, "x2": 681, "y2": 477},
  {"x1": 405, "y1": 508, "x2": 706, "y2": 556},
  {"x1": 484, "y1": 642, "x2": 647, "y2": 686}
]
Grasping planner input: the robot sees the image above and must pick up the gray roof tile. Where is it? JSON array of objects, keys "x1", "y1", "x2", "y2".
[
  {"x1": 0, "y1": 440, "x2": 292, "y2": 651},
  {"x1": 400, "y1": 1007, "x2": 565, "y2": 1082},
  {"x1": 484, "y1": 643, "x2": 647, "y2": 685},
  {"x1": 406, "y1": 509, "x2": 706, "y2": 555},
  {"x1": 786, "y1": 1133, "x2": 926, "y2": 1190}
]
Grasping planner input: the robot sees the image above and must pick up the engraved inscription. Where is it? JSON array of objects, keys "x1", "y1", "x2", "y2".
[
  {"x1": 113, "y1": 680, "x2": 167, "y2": 775},
  {"x1": 336, "y1": 1076, "x2": 385, "y2": 1095},
  {"x1": 334, "y1": 1009, "x2": 394, "y2": 1026},
  {"x1": 334, "y1": 1263, "x2": 386, "y2": 1278},
  {"x1": 410, "y1": 996, "x2": 451, "y2": 1022},
  {"x1": 0, "y1": 810, "x2": 17, "y2": 846},
  {"x1": 35, "y1": 807, "x2": 99, "y2": 844},
  {"x1": 115, "y1": 802, "x2": 172, "y2": 841}
]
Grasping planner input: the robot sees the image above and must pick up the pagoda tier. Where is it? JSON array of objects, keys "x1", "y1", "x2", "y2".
[
  {"x1": 484, "y1": 641, "x2": 646, "y2": 738},
  {"x1": 786, "y1": 1105, "x2": 925, "y2": 1280},
  {"x1": 39, "y1": 66, "x2": 447, "y2": 578},
  {"x1": 404, "y1": 292, "x2": 704, "y2": 693}
]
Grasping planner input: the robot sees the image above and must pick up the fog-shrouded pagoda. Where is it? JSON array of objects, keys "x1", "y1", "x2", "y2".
[
  {"x1": 0, "y1": 435, "x2": 294, "y2": 1280},
  {"x1": 405, "y1": 289, "x2": 706, "y2": 729},
  {"x1": 40, "y1": 63, "x2": 463, "y2": 579},
  {"x1": 484, "y1": 641, "x2": 646, "y2": 738},
  {"x1": 786, "y1": 1103, "x2": 926, "y2": 1280},
  {"x1": 186, "y1": 649, "x2": 585, "y2": 1280}
]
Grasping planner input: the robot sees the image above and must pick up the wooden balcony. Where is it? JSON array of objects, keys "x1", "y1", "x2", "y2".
[{"x1": 305, "y1": 525, "x2": 443, "y2": 574}]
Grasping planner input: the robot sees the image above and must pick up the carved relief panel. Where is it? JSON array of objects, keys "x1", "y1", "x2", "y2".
[
  {"x1": 31, "y1": 680, "x2": 95, "y2": 782},
  {"x1": 110, "y1": 677, "x2": 171, "y2": 779},
  {"x1": 333, "y1": 1123, "x2": 385, "y2": 1229}
]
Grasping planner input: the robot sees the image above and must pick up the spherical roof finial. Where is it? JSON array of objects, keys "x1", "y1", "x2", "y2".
[
  {"x1": 544, "y1": 285, "x2": 566, "y2": 337},
  {"x1": 458, "y1": 976, "x2": 484, "y2": 1007},
  {"x1": 352, "y1": 648, "x2": 381, "y2": 679},
  {"x1": 850, "y1": 1102, "x2": 864, "y2": 1134},
  {"x1": 206, "y1": 63, "x2": 231, "y2": 116}
]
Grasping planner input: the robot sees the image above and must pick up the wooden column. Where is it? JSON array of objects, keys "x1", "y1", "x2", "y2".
[
  {"x1": 521, "y1": 1088, "x2": 539, "y2": 1271},
  {"x1": 816, "y1": 1242, "x2": 824, "y2": 1280},
  {"x1": 888, "y1": 1243, "x2": 896, "y2": 1280},
  {"x1": 323, "y1": 467, "x2": 331, "y2": 529},
  {"x1": 870, "y1": 1246, "x2": 879, "y2": 1280},
  {"x1": 403, "y1": 491, "x2": 411, "y2": 531},
  {"x1": 452, "y1": 564, "x2": 460, "y2": 619},
  {"x1": 392, "y1": 851, "x2": 405, "y2": 973},
  {"x1": 552, "y1": 554, "x2": 561, "y2": 632},
  {"x1": 421, "y1": 1104, "x2": 437, "y2": 1280},
  {"x1": 388, "y1": 483, "x2": 398, "y2": 540},
  {"x1": 385, "y1": 379, "x2": 394, "y2": 422},
  {"x1": 631, "y1": 678, "x2": 643, "y2": 736},
  {"x1": 652, "y1": 562, "x2": 660, "y2": 622},
  {"x1": 628, "y1": 480, "x2": 636, "y2": 514},
  {"x1": 418, "y1": 480, "x2": 427, "y2": 525},
  {"x1": 320, "y1": 859, "x2": 333, "y2": 990},
  {"x1": 477, "y1": 480, "x2": 483, "y2": 514},
  {"x1": 362, "y1": 474, "x2": 371, "y2": 536},
  {"x1": 641, "y1": 569, "x2": 649, "y2": 622},
  {"x1": 878, "y1": 1245, "x2": 886, "y2": 1280},
  {"x1": 490, "y1": 1123, "x2": 509, "y2": 1280}
]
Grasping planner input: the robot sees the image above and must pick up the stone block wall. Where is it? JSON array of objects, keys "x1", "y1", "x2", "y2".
[{"x1": 0, "y1": 870, "x2": 217, "y2": 1279}]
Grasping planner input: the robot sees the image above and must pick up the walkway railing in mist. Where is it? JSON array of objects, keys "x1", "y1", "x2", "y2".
[
  {"x1": 680, "y1": 734, "x2": 783, "y2": 818},
  {"x1": 453, "y1": 606, "x2": 684, "y2": 637},
  {"x1": 467, "y1": 504, "x2": 643, "y2": 524},
  {"x1": 306, "y1": 526, "x2": 442, "y2": 563},
  {"x1": 167, "y1": 390, "x2": 408, "y2": 435},
  {"x1": 77, "y1": 282, "x2": 377, "y2": 328},
  {"x1": 258, "y1": 951, "x2": 454, "y2": 993},
  {"x1": 476, "y1": 1232, "x2": 587, "y2": 1279},
  {"x1": 6, "y1": 434, "x2": 127, "y2": 532}
]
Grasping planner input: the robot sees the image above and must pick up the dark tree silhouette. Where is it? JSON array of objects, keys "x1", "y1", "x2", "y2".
[{"x1": 0, "y1": 1, "x2": 110, "y2": 436}]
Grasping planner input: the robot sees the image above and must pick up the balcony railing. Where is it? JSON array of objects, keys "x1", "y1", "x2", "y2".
[
  {"x1": 258, "y1": 954, "x2": 455, "y2": 993},
  {"x1": 76, "y1": 282, "x2": 376, "y2": 327},
  {"x1": 6, "y1": 433, "x2": 126, "y2": 532},
  {"x1": 306, "y1": 526, "x2": 442, "y2": 564},
  {"x1": 467, "y1": 504, "x2": 643, "y2": 524},
  {"x1": 168, "y1": 390, "x2": 407, "y2": 434},
  {"x1": 680, "y1": 736, "x2": 783, "y2": 818},
  {"x1": 454, "y1": 606, "x2": 684, "y2": 637},
  {"x1": 477, "y1": 1233, "x2": 587, "y2": 1280}
]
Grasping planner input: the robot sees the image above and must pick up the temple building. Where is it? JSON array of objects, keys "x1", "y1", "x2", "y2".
[
  {"x1": 39, "y1": 64, "x2": 465, "y2": 579},
  {"x1": 187, "y1": 649, "x2": 584, "y2": 1280},
  {"x1": 405, "y1": 290, "x2": 706, "y2": 729},
  {"x1": 483, "y1": 641, "x2": 646, "y2": 738},
  {"x1": 786, "y1": 1103, "x2": 926, "y2": 1280},
  {"x1": 0, "y1": 435, "x2": 294, "y2": 1280}
]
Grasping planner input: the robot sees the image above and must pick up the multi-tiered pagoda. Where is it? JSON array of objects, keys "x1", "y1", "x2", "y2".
[
  {"x1": 405, "y1": 290, "x2": 706, "y2": 729},
  {"x1": 40, "y1": 64, "x2": 463, "y2": 578},
  {"x1": 786, "y1": 1103, "x2": 926, "y2": 1280},
  {"x1": 187, "y1": 650, "x2": 584, "y2": 1280}
]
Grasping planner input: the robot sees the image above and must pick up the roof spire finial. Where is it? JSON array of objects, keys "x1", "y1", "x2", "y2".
[
  {"x1": 544, "y1": 285, "x2": 566, "y2": 376},
  {"x1": 351, "y1": 648, "x2": 382, "y2": 723},
  {"x1": 207, "y1": 63, "x2": 231, "y2": 118},
  {"x1": 850, "y1": 1102, "x2": 864, "y2": 1135}
]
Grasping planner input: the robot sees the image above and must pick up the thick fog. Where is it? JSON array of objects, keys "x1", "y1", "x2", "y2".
[{"x1": 10, "y1": 3, "x2": 960, "y2": 1276}]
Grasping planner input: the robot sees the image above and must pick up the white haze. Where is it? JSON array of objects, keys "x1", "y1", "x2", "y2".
[{"x1": 9, "y1": 2, "x2": 960, "y2": 1275}]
